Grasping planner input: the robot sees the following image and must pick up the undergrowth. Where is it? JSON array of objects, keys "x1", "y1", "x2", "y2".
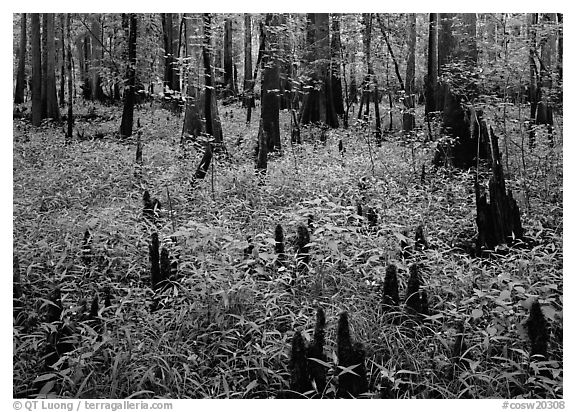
[{"x1": 13, "y1": 100, "x2": 562, "y2": 399}]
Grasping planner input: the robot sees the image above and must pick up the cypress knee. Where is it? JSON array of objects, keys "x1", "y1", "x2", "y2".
[
  {"x1": 289, "y1": 330, "x2": 311, "y2": 397},
  {"x1": 149, "y1": 233, "x2": 162, "y2": 291},
  {"x1": 337, "y1": 312, "x2": 368, "y2": 398},
  {"x1": 160, "y1": 247, "x2": 171, "y2": 281},
  {"x1": 526, "y1": 299, "x2": 549, "y2": 358},
  {"x1": 405, "y1": 264, "x2": 422, "y2": 314},
  {"x1": 382, "y1": 264, "x2": 400, "y2": 307},
  {"x1": 307, "y1": 307, "x2": 327, "y2": 394}
]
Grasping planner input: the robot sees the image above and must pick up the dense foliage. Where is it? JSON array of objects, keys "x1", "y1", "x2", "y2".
[{"x1": 13, "y1": 100, "x2": 562, "y2": 398}]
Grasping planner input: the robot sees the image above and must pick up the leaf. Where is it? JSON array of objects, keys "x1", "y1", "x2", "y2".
[
  {"x1": 471, "y1": 308, "x2": 483, "y2": 319},
  {"x1": 245, "y1": 379, "x2": 258, "y2": 393},
  {"x1": 33, "y1": 373, "x2": 57, "y2": 383}
]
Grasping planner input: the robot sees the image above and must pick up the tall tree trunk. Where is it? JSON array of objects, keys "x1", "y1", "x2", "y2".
[
  {"x1": 557, "y1": 13, "x2": 563, "y2": 82},
  {"x1": 45, "y1": 13, "x2": 60, "y2": 120},
  {"x1": 330, "y1": 14, "x2": 345, "y2": 116},
  {"x1": 403, "y1": 13, "x2": 416, "y2": 132},
  {"x1": 90, "y1": 15, "x2": 104, "y2": 101},
  {"x1": 14, "y1": 13, "x2": 27, "y2": 104},
  {"x1": 278, "y1": 13, "x2": 293, "y2": 111},
  {"x1": 120, "y1": 14, "x2": 137, "y2": 137},
  {"x1": 66, "y1": 14, "x2": 74, "y2": 141},
  {"x1": 172, "y1": 14, "x2": 181, "y2": 92},
  {"x1": 31, "y1": 13, "x2": 42, "y2": 126},
  {"x1": 223, "y1": 18, "x2": 235, "y2": 97},
  {"x1": 260, "y1": 14, "x2": 281, "y2": 153},
  {"x1": 246, "y1": 20, "x2": 265, "y2": 124},
  {"x1": 434, "y1": 13, "x2": 486, "y2": 169},
  {"x1": 349, "y1": 49, "x2": 358, "y2": 104},
  {"x1": 535, "y1": 13, "x2": 555, "y2": 144},
  {"x1": 59, "y1": 14, "x2": 66, "y2": 106},
  {"x1": 182, "y1": 14, "x2": 204, "y2": 141},
  {"x1": 425, "y1": 13, "x2": 438, "y2": 117},
  {"x1": 202, "y1": 13, "x2": 223, "y2": 143},
  {"x1": 300, "y1": 13, "x2": 338, "y2": 128},
  {"x1": 41, "y1": 14, "x2": 47, "y2": 118},
  {"x1": 256, "y1": 14, "x2": 282, "y2": 176},
  {"x1": 243, "y1": 14, "x2": 253, "y2": 108},
  {"x1": 161, "y1": 13, "x2": 180, "y2": 93}
]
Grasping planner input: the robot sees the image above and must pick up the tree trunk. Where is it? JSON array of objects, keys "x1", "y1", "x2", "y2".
[
  {"x1": 120, "y1": 14, "x2": 137, "y2": 137},
  {"x1": 45, "y1": 13, "x2": 60, "y2": 120},
  {"x1": 299, "y1": 13, "x2": 338, "y2": 128},
  {"x1": 259, "y1": 13, "x2": 281, "y2": 153},
  {"x1": 182, "y1": 14, "x2": 204, "y2": 141},
  {"x1": 349, "y1": 50, "x2": 358, "y2": 104},
  {"x1": 90, "y1": 15, "x2": 104, "y2": 101},
  {"x1": 223, "y1": 18, "x2": 235, "y2": 97},
  {"x1": 434, "y1": 13, "x2": 486, "y2": 169},
  {"x1": 403, "y1": 13, "x2": 416, "y2": 132},
  {"x1": 330, "y1": 14, "x2": 345, "y2": 116},
  {"x1": 557, "y1": 13, "x2": 563, "y2": 82},
  {"x1": 14, "y1": 13, "x2": 27, "y2": 104},
  {"x1": 246, "y1": 20, "x2": 265, "y2": 124},
  {"x1": 66, "y1": 14, "x2": 74, "y2": 141},
  {"x1": 161, "y1": 13, "x2": 179, "y2": 94},
  {"x1": 31, "y1": 14, "x2": 42, "y2": 126},
  {"x1": 243, "y1": 14, "x2": 253, "y2": 108},
  {"x1": 278, "y1": 14, "x2": 294, "y2": 111},
  {"x1": 41, "y1": 14, "x2": 47, "y2": 118},
  {"x1": 59, "y1": 14, "x2": 66, "y2": 107},
  {"x1": 425, "y1": 13, "x2": 438, "y2": 117},
  {"x1": 202, "y1": 13, "x2": 223, "y2": 143}
]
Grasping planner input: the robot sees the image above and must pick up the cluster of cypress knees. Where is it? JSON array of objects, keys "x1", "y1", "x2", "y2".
[
  {"x1": 287, "y1": 308, "x2": 368, "y2": 398},
  {"x1": 287, "y1": 279, "x2": 551, "y2": 398}
]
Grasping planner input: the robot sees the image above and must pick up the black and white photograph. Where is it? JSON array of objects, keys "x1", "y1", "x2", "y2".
[{"x1": 12, "y1": 10, "x2": 564, "y2": 403}]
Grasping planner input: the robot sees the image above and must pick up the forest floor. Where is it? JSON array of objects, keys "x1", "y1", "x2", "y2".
[{"x1": 13, "y1": 98, "x2": 563, "y2": 398}]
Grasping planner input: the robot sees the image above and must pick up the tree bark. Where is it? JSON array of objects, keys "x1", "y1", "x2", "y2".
[
  {"x1": 425, "y1": 13, "x2": 438, "y2": 117},
  {"x1": 59, "y1": 14, "x2": 66, "y2": 106},
  {"x1": 299, "y1": 13, "x2": 338, "y2": 128},
  {"x1": 90, "y1": 15, "x2": 104, "y2": 101},
  {"x1": 259, "y1": 13, "x2": 281, "y2": 153},
  {"x1": 202, "y1": 13, "x2": 223, "y2": 143},
  {"x1": 223, "y1": 18, "x2": 235, "y2": 97},
  {"x1": 246, "y1": 20, "x2": 265, "y2": 124},
  {"x1": 120, "y1": 14, "x2": 137, "y2": 137},
  {"x1": 45, "y1": 13, "x2": 60, "y2": 120},
  {"x1": 182, "y1": 14, "x2": 204, "y2": 141},
  {"x1": 66, "y1": 14, "x2": 74, "y2": 141},
  {"x1": 14, "y1": 13, "x2": 27, "y2": 104},
  {"x1": 31, "y1": 14, "x2": 42, "y2": 126},
  {"x1": 161, "y1": 13, "x2": 180, "y2": 93},
  {"x1": 243, "y1": 14, "x2": 253, "y2": 108},
  {"x1": 434, "y1": 13, "x2": 486, "y2": 169},
  {"x1": 557, "y1": 13, "x2": 563, "y2": 82},
  {"x1": 41, "y1": 14, "x2": 47, "y2": 118}
]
